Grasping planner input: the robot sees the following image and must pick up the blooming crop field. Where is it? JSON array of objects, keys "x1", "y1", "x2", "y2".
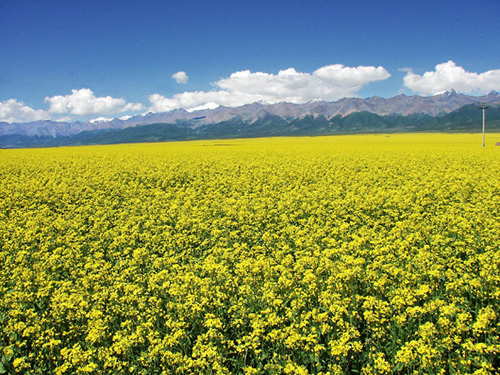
[{"x1": 1, "y1": 134, "x2": 500, "y2": 375}]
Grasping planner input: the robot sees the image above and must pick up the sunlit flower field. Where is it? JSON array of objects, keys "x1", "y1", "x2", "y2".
[{"x1": 1, "y1": 134, "x2": 499, "y2": 374}]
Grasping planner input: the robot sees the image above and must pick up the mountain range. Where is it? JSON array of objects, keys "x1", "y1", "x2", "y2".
[{"x1": 1, "y1": 89, "x2": 500, "y2": 148}]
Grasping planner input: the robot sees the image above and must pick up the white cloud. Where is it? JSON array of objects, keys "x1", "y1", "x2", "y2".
[
  {"x1": 45, "y1": 88, "x2": 144, "y2": 116},
  {"x1": 172, "y1": 71, "x2": 189, "y2": 84},
  {"x1": 0, "y1": 99, "x2": 48, "y2": 123},
  {"x1": 149, "y1": 64, "x2": 391, "y2": 112},
  {"x1": 1, "y1": 89, "x2": 146, "y2": 123},
  {"x1": 403, "y1": 61, "x2": 500, "y2": 95}
]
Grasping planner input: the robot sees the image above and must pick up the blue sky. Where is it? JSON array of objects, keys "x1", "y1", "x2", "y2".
[{"x1": 1, "y1": 0, "x2": 500, "y2": 122}]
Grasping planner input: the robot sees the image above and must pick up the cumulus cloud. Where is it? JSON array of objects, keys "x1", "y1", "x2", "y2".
[
  {"x1": 45, "y1": 88, "x2": 144, "y2": 116},
  {"x1": 172, "y1": 71, "x2": 189, "y2": 84},
  {"x1": 1, "y1": 88, "x2": 146, "y2": 123},
  {"x1": 149, "y1": 64, "x2": 390, "y2": 112},
  {"x1": 403, "y1": 61, "x2": 500, "y2": 95},
  {"x1": 0, "y1": 99, "x2": 48, "y2": 123}
]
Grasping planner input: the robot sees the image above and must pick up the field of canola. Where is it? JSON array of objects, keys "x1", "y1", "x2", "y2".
[{"x1": 1, "y1": 133, "x2": 500, "y2": 375}]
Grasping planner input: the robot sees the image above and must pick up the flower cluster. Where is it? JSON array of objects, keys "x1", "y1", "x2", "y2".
[{"x1": 1, "y1": 134, "x2": 499, "y2": 374}]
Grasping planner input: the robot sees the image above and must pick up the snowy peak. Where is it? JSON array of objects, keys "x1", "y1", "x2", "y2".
[
  {"x1": 438, "y1": 89, "x2": 463, "y2": 102},
  {"x1": 89, "y1": 117, "x2": 113, "y2": 124},
  {"x1": 484, "y1": 91, "x2": 500, "y2": 101},
  {"x1": 444, "y1": 88, "x2": 459, "y2": 96}
]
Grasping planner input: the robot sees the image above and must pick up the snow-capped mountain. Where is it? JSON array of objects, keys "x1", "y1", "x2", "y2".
[
  {"x1": 108, "y1": 89, "x2": 500, "y2": 128},
  {"x1": 1, "y1": 90, "x2": 499, "y2": 147}
]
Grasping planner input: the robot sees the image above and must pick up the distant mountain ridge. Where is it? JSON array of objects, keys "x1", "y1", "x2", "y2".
[{"x1": 1, "y1": 90, "x2": 500, "y2": 148}]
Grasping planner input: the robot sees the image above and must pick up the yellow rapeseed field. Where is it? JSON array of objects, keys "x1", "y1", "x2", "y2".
[{"x1": 1, "y1": 133, "x2": 499, "y2": 374}]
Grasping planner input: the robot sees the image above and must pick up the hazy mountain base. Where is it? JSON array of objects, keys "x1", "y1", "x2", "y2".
[{"x1": 1, "y1": 103, "x2": 500, "y2": 148}]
